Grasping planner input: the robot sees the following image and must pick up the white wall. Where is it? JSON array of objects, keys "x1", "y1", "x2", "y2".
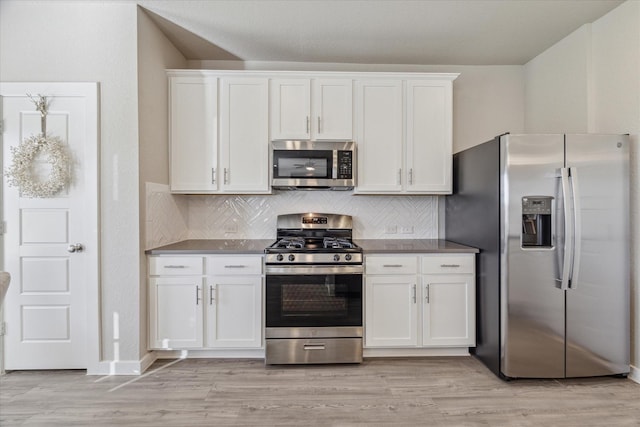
[
  {"x1": 0, "y1": 1, "x2": 141, "y2": 367},
  {"x1": 524, "y1": 0, "x2": 640, "y2": 381},
  {"x1": 137, "y1": 7, "x2": 188, "y2": 359}
]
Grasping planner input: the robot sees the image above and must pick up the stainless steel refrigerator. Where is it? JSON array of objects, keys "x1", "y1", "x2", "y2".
[{"x1": 446, "y1": 133, "x2": 630, "y2": 379}]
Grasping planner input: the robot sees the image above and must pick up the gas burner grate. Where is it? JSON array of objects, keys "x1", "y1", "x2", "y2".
[{"x1": 323, "y1": 237, "x2": 355, "y2": 249}]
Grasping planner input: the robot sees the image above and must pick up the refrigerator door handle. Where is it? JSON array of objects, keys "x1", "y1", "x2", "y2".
[
  {"x1": 569, "y1": 167, "x2": 581, "y2": 289},
  {"x1": 556, "y1": 167, "x2": 573, "y2": 290}
]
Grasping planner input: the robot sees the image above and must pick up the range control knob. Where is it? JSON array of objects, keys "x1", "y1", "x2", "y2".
[
  {"x1": 276, "y1": 254, "x2": 284, "y2": 262},
  {"x1": 345, "y1": 254, "x2": 352, "y2": 261},
  {"x1": 333, "y1": 254, "x2": 341, "y2": 262},
  {"x1": 288, "y1": 254, "x2": 296, "y2": 262}
]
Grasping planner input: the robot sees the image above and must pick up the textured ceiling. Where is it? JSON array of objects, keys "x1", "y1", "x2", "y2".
[{"x1": 140, "y1": 0, "x2": 623, "y2": 65}]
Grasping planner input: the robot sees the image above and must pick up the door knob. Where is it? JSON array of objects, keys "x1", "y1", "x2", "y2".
[{"x1": 67, "y1": 243, "x2": 84, "y2": 253}]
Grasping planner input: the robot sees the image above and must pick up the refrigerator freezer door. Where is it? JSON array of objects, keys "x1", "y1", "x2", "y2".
[
  {"x1": 501, "y1": 134, "x2": 566, "y2": 378},
  {"x1": 564, "y1": 134, "x2": 630, "y2": 377}
]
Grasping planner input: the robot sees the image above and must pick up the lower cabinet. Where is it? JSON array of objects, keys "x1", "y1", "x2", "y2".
[
  {"x1": 364, "y1": 254, "x2": 475, "y2": 349},
  {"x1": 148, "y1": 255, "x2": 263, "y2": 350}
]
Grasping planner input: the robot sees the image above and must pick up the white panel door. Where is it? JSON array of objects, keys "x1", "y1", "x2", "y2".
[
  {"x1": 354, "y1": 80, "x2": 403, "y2": 193},
  {"x1": 421, "y1": 275, "x2": 475, "y2": 346},
  {"x1": 312, "y1": 79, "x2": 353, "y2": 140},
  {"x1": 219, "y1": 78, "x2": 270, "y2": 193},
  {"x1": 270, "y1": 79, "x2": 311, "y2": 140},
  {"x1": 205, "y1": 276, "x2": 262, "y2": 348},
  {"x1": 2, "y1": 84, "x2": 99, "y2": 370},
  {"x1": 405, "y1": 80, "x2": 452, "y2": 194},
  {"x1": 365, "y1": 275, "x2": 418, "y2": 347},
  {"x1": 169, "y1": 75, "x2": 218, "y2": 193}
]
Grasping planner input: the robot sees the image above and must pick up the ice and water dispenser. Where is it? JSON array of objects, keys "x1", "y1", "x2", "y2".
[{"x1": 521, "y1": 196, "x2": 552, "y2": 248}]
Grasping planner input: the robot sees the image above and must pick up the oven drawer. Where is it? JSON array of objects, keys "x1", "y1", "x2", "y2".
[
  {"x1": 265, "y1": 338, "x2": 362, "y2": 364},
  {"x1": 365, "y1": 256, "x2": 418, "y2": 275},
  {"x1": 421, "y1": 254, "x2": 474, "y2": 274},
  {"x1": 149, "y1": 256, "x2": 204, "y2": 276},
  {"x1": 207, "y1": 256, "x2": 263, "y2": 275}
]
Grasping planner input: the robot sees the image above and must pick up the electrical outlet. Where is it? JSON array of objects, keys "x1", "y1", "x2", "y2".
[
  {"x1": 400, "y1": 226, "x2": 414, "y2": 234},
  {"x1": 385, "y1": 225, "x2": 397, "y2": 234}
]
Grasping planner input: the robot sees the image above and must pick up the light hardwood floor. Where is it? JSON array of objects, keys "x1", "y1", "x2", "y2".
[{"x1": 1, "y1": 357, "x2": 639, "y2": 426}]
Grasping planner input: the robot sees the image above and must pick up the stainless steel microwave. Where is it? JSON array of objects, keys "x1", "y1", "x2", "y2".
[{"x1": 271, "y1": 140, "x2": 356, "y2": 190}]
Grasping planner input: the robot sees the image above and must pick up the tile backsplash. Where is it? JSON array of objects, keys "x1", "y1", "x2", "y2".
[{"x1": 145, "y1": 183, "x2": 439, "y2": 249}]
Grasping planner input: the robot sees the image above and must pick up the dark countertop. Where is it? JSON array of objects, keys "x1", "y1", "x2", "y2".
[
  {"x1": 355, "y1": 239, "x2": 479, "y2": 254},
  {"x1": 146, "y1": 238, "x2": 478, "y2": 255},
  {"x1": 145, "y1": 239, "x2": 274, "y2": 255}
]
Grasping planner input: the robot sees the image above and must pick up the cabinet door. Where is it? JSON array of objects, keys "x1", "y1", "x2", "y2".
[
  {"x1": 312, "y1": 79, "x2": 352, "y2": 140},
  {"x1": 365, "y1": 275, "x2": 418, "y2": 347},
  {"x1": 220, "y1": 78, "x2": 270, "y2": 193},
  {"x1": 354, "y1": 80, "x2": 403, "y2": 193},
  {"x1": 405, "y1": 80, "x2": 453, "y2": 194},
  {"x1": 270, "y1": 78, "x2": 311, "y2": 140},
  {"x1": 169, "y1": 76, "x2": 218, "y2": 193},
  {"x1": 149, "y1": 277, "x2": 204, "y2": 349},
  {"x1": 421, "y1": 275, "x2": 475, "y2": 346},
  {"x1": 205, "y1": 275, "x2": 262, "y2": 348}
]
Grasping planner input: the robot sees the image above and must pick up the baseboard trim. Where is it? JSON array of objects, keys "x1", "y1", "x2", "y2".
[
  {"x1": 629, "y1": 364, "x2": 639, "y2": 384},
  {"x1": 87, "y1": 352, "x2": 158, "y2": 376}
]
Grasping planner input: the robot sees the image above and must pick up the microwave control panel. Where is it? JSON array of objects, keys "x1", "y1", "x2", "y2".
[{"x1": 337, "y1": 150, "x2": 353, "y2": 179}]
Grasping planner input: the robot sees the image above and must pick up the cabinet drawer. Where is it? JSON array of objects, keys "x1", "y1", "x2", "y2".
[
  {"x1": 422, "y1": 254, "x2": 474, "y2": 274},
  {"x1": 365, "y1": 256, "x2": 418, "y2": 275},
  {"x1": 207, "y1": 256, "x2": 263, "y2": 275},
  {"x1": 149, "y1": 256, "x2": 204, "y2": 276}
]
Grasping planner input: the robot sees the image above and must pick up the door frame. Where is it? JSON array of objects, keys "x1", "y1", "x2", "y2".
[{"x1": 0, "y1": 82, "x2": 101, "y2": 374}]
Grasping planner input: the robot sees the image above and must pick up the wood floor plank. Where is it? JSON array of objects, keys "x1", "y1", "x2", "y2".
[{"x1": 1, "y1": 356, "x2": 639, "y2": 426}]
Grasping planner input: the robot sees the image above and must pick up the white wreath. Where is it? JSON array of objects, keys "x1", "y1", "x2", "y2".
[{"x1": 5, "y1": 134, "x2": 70, "y2": 198}]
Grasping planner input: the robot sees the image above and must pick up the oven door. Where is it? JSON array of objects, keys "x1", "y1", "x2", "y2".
[{"x1": 265, "y1": 266, "x2": 362, "y2": 330}]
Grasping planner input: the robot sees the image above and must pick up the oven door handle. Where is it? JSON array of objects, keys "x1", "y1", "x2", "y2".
[{"x1": 265, "y1": 265, "x2": 363, "y2": 275}]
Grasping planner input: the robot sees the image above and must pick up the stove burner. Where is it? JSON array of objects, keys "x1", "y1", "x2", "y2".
[
  {"x1": 323, "y1": 237, "x2": 355, "y2": 249},
  {"x1": 276, "y1": 237, "x2": 306, "y2": 249}
]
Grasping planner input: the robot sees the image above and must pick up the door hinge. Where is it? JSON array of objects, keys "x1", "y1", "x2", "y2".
[
  {"x1": 0, "y1": 322, "x2": 6, "y2": 336},
  {"x1": 0, "y1": 221, "x2": 6, "y2": 235},
  {"x1": 0, "y1": 119, "x2": 4, "y2": 133}
]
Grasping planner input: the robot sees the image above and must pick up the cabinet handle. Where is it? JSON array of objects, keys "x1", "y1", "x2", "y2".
[
  {"x1": 209, "y1": 285, "x2": 216, "y2": 305},
  {"x1": 398, "y1": 169, "x2": 402, "y2": 185},
  {"x1": 224, "y1": 265, "x2": 247, "y2": 269},
  {"x1": 409, "y1": 168, "x2": 413, "y2": 185},
  {"x1": 383, "y1": 264, "x2": 403, "y2": 268},
  {"x1": 317, "y1": 116, "x2": 321, "y2": 133},
  {"x1": 412, "y1": 284, "x2": 417, "y2": 303},
  {"x1": 196, "y1": 286, "x2": 201, "y2": 305},
  {"x1": 306, "y1": 116, "x2": 310, "y2": 133},
  {"x1": 304, "y1": 343, "x2": 326, "y2": 351},
  {"x1": 440, "y1": 264, "x2": 461, "y2": 268},
  {"x1": 163, "y1": 265, "x2": 186, "y2": 269},
  {"x1": 211, "y1": 167, "x2": 216, "y2": 184},
  {"x1": 425, "y1": 284, "x2": 430, "y2": 303},
  {"x1": 224, "y1": 168, "x2": 229, "y2": 184}
]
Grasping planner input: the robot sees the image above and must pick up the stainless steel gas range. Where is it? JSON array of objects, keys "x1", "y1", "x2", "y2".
[{"x1": 264, "y1": 213, "x2": 363, "y2": 365}]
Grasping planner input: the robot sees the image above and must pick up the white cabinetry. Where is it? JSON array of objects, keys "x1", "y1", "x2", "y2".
[
  {"x1": 204, "y1": 256, "x2": 263, "y2": 348},
  {"x1": 355, "y1": 76, "x2": 456, "y2": 194},
  {"x1": 270, "y1": 78, "x2": 353, "y2": 140},
  {"x1": 168, "y1": 72, "x2": 269, "y2": 194},
  {"x1": 149, "y1": 256, "x2": 205, "y2": 349},
  {"x1": 219, "y1": 77, "x2": 270, "y2": 193},
  {"x1": 148, "y1": 255, "x2": 263, "y2": 351},
  {"x1": 421, "y1": 254, "x2": 475, "y2": 346},
  {"x1": 364, "y1": 253, "x2": 475, "y2": 350},
  {"x1": 169, "y1": 75, "x2": 218, "y2": 193}
]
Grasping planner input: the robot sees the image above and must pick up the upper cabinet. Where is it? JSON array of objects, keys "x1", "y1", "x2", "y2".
[
  {"x1": 355, "y1": 76, "x2": 456, "y2": 195},
  {"x1": 219, "y1": 77, "x2": 270, "y2": 193},
  {"x1": 167, "y1": 70, "x2": 457, "y2": 195},
  {"x1": 270, "y1": 78, "x2": 353, "y2": 140},
  {"x1": 169, "y1": 75, "x2": 218, "y2": 193}
]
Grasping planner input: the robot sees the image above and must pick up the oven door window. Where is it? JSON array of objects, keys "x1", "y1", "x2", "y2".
[
  {"x1": 266, "y1": 274, "x2": 362, "y2": 328},
  {"x1": 272, "y1": 150, "x2": 332, "y2": 179}
]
